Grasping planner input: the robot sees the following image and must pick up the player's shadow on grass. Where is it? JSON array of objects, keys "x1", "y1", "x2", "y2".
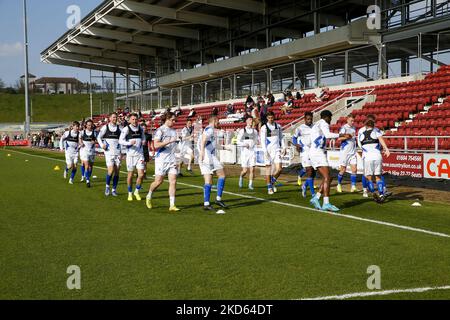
[
  {"x1": 391, "y1": 191, "x2": 424, "y2": 201},
  {"x1": 339, "y1": 198, "x2": 372, "y2": 209},
  {"x1": 222, "y1": 197, "x2": 266, "y2": 207},
  {"x1": 331, "y1": 192, "x2": 355, "y2": 197},
  {"x1": 178, "y1": 198, "x2": 267, "y2": 210}
]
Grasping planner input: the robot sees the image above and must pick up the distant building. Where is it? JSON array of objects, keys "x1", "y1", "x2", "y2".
[
  {"x1": 33, "y1": 77, "x2": 84, "y2": 94},
  {"x1": 20, "y1": 73, "x2": 37, "y2": 90}
]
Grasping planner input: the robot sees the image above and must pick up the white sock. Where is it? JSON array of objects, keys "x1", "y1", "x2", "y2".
[
  {"x1": 249, "y1": 180, "x2": 253, "y2": 187},
  {"x1": 128, "y1": 192, "x2": 132, "y2": 196},
  {"x1": 204, "y1": 201, "x2": 210, "y2": 206},
  {"x1": 315, "y1": 192, "x2": 322, "y2": 199},
  {"x1": 187, "y1": 164, "x2": 191, "y2": 170},
  {"x1": 323, "y1": 197, "x2": 330, "y2": 205},
  {"x1": 170, "y1": 196, "x2": 175, "y2": 207},
  {"x1": 239, "y1": 176, "x2": 243, "y2": 183},
  {"x1": 147, "y1": 191, "x2": 153, "y2": 199},
  {"x1": 216, "y1": 196, "x2": 222, "y2": 201}
]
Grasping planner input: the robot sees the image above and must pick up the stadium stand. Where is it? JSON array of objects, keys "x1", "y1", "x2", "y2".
[
  {"x1": 330, "y1": 65, "x2": 450, "y2": 151},
  {"x1": 90, "y1": 65, "x2": 450, "y2": 152}
]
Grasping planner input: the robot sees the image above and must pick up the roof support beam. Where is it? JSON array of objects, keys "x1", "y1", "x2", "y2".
[
  {"x1": 392, "y1": 45, "x2": 446, "y2": 67},
  {"x1": 81, "y1": 26, "x2": 178, "y2": 48},
  {"x1": 188, "y1": 0, "x2": 265, "y2": 14},
  {"x1": 43, "y1": 57, "x2": 140, "y2": 76},
  {"x1": 276, "y1": 8, "x2": 346, "y2": 27},
  {"x1": 351, "y1": 67, "x2": 372, "y2": 80},
  {"x1": 49, "y1": 51, "x2": 140, "y2": 70},
  {"x1": 69, "y1": 36, "x2": 116, "y2": 50},
  {"x1": 113, "y1": 43, "x2": 157, "y2": 56},
  {"x1": 60, "y1": 44, "x2": 144, "y2": 62},
  {"x1": 239, "y1": 23, "x2": 303, "y2": 39},
  {"x1": 115, "y1": 0, "x2": 229, "y2": 28},
  {"x1": 63, "y1": 42, "x2": 156, "y2": 58},
  {"x1": 96, "y1": 15, "x2": 197, "y2": 41}
]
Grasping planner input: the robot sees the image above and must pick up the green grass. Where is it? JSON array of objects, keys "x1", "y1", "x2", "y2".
[
  {"x1": 0, "y1": 93, "x2": 114, "y2": 122},
  {"x1": 1, "y1": 147, "x2": 450, "y2": 300}
]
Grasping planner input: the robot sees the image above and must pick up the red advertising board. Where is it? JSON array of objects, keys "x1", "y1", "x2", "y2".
[
  {"x1": 0, "y1": 140, "x2": 29, "y2": 147},
  {"x1": 382, "y1": 153, "x2": 423, "y2": 178},
  {"x1": 424, "y1": 154, "x2": 450, "y2": 180}
]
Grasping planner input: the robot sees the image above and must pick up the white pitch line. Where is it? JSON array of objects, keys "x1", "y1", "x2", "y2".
[
  {"x1": 4, "y1": 148, "x2": 450, "y2": 239},
  {"x1": 300, "y1": 285, "x2": 450, "y2": 300}
]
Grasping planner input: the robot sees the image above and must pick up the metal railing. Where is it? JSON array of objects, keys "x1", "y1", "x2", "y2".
[
  {"x1": 283, "y1": 88, "x2": 374, "y2": 132},
  {"x1": 329, "y1": 135, "x2": 450, "y2": 153},
  {"x1": 382, "y1": 0, "x2": 450, "y2": 30}
]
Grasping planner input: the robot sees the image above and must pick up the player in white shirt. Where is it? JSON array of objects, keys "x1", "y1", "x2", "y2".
[
  {"x1": 237, "y1": 117, "x2": 258, "y2": 190},
  {"x1": 292, "y1": 112, "x2": 315, "y2": 198},
  {"x1": 336, "y1": 114, "x2": 358, "y2": 193},
  {"x1": 358, "y1": 114, "x2": 391, "y2": 198},
  {"x1": 79, "y1": 119, "x2": 97, "y2": 188},
  {"x1": 309, "y1": 110, "x2": 352, "y2": 212},
  {"x1": 177, "y1": 119, "x2": 195, "y2": 175},
  {"x1": 260, "y1": 111, "x2": 285, "y2": 195},
  {"x1": 357, "y1": 118, "x2": 391, "y2": 203},
  {"x1": 146, "y1": 112, "x2": 180, "y2": 212},
  {"x1": 97, "y1": 113, "x2": 122, "y2": 197},
  {"x1": 60, "y1": 121, "x2": 81, "y2": 184},
  {"x1": 198, "y1": 116, "x2": 227, "y2": 211},
  {"x1": 119, "y1": 113, "x2": 146, "y2": 202}
]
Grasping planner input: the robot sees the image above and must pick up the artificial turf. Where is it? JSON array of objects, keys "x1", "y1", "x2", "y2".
[{"x1": 1, "y1": 147, "x2": 449, "y2": 300}]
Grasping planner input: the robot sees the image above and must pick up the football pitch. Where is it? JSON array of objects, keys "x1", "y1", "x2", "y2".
[{"x1": 1, "y1": 147, "x2": 450, "y2": 300}]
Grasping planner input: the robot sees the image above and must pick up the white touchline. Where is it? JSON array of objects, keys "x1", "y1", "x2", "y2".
[
  {"x1": 299, "y1": 285, "x2": 450, "y2": 300},
  {"x1": 5, "y1": 149, "x2": 450, "y2": 239}
]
